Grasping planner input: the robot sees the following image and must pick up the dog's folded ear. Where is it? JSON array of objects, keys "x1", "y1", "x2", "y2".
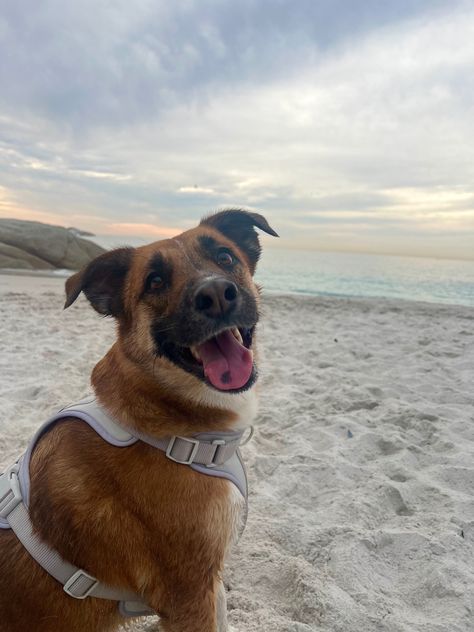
[
  {"x1": 64, "y1": 247, "x2": 134, "y2": 316},
  {"x1": 201, "y1": 208, "x2": 278, "y2": 274}
]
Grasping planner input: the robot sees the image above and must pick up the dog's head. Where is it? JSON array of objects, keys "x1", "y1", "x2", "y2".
[{"x1": 65, "y1": 209, "x2": 278, "y2": 395}]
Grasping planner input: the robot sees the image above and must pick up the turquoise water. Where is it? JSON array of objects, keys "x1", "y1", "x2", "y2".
[
  {"x1": 256, "y1": 248, "x2": 474, "y2": 308},
  {"x1": 91, "y1": 236, "x2": 474, "y2": 308}
]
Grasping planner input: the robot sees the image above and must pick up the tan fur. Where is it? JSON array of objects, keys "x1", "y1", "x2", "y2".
[{"x1": 0, "y1": 213, "x2": 276, "y2": 632}]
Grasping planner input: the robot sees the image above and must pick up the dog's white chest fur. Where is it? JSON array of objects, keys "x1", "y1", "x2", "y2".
[
  {"x1": 227, "y1": 483, "x2": 247, "y2": 551},
  {"x1": 199, "y1": 388, "x2": 258, "y2": 430}
]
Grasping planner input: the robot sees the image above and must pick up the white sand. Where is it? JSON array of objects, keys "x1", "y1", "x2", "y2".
[{"x1": 1, "y1": 273, "x2": 473, "y2": 631}]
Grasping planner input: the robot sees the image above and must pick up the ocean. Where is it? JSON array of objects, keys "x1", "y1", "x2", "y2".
[
  {"x1": 257, "y1": 248, "x2": 474, "y2": 308},
  {"x1": 90, "y1": 235, "x2": 474, "y2": 308}
]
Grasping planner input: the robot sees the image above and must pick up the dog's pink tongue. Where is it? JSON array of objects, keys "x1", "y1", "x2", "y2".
[{"x1": 197, "y1": 330, "x2": 253, "y2": 390}]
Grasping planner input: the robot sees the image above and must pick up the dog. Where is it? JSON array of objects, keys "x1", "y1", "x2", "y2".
[{"x1": 0, "y1": 209, "x2": 277, "y2": 632}]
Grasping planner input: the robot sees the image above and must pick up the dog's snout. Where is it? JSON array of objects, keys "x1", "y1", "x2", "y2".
[{"x1": 194, "y1": 278, "x2": 239, "y2": 318}]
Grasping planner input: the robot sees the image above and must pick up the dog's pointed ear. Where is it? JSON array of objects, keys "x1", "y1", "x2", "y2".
[
  {"x1": 64, "y1": 247, "x2": 134, "y2": 316},
  {"x1": 201, "y1": 209, "x2": 278, "y2": 274}
]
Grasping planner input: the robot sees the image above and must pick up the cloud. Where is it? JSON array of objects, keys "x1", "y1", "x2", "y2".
[
  {"x1": 1, "y1": 0, "x2": 451, "y2": 127},
  {"x1": 0, "y1": 0, "x2": 473, "y2": 259},
  {"x1": 178, "y1": 186, "x2": 217, "y2": 195}
]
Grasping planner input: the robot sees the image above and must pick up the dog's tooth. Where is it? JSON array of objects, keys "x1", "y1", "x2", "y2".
[
  {"x1": 232, "y1": 327, "x2": 243, "y2": 344},
  {"x1": 190, "y1": 346, "x2": 201, "y2": 361}
]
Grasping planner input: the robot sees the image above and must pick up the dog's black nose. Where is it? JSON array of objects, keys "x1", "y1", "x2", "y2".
[{"x1": 194, "y1": 278, "x2": 239, "y2": 318}]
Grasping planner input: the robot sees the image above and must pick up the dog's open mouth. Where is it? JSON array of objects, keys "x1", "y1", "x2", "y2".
[{"x1": 180, "y1": 326, "x2": 255, "y2": 392}]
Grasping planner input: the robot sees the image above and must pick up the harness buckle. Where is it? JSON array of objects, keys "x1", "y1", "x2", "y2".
[
  {"x1": 166, "y1": 436, "x2": 200, "y2": 465},
  {"x1": 63, "y1": 569, "x2": 99, "y2": 599},
  {"x1": 0, "y1": 464, "x2": 22, "y2": 520},
  {"x1": 206, "y1": 439, "x2": 226, "y2": 468}
]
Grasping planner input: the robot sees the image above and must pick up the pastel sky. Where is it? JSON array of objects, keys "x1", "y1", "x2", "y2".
[{"x1": 1, "y1": 0, "x2": 473, "y2": 259}]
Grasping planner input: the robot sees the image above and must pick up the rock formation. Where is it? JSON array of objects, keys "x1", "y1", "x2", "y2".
[{"x1": 0, "y1": 219, "x2": 105, "y2": 271}]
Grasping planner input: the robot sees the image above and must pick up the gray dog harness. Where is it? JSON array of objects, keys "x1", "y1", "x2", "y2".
[{"x1": 0, "y1": 396, "x2": 248, "y2": 617}]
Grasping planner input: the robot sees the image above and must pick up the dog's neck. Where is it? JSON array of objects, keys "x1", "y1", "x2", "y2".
[{"x1": 91, "y1": 342, "x2": 257, "y2": 439}]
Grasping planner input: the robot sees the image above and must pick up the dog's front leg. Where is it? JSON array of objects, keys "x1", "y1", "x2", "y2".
[
  {"x1": 216, "y1": 580, "x2": 228, "y2": 632},
  {"x1": 151, "y1": 582, "x2": 219, "y2": 632}
]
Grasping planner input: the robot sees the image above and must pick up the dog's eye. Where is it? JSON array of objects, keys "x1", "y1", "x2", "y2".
[
  {"x1": 148, "y1": 275, "x2": 164, "y2": 291},
  {"x1": 216, "y1": 250, "x2": 234, "y2": 267}
]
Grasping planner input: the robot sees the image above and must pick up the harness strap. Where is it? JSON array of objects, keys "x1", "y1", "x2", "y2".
[
  {"x1": 137, "y1": 430, "x2": 243, "y2": 467},
  {"x1": 56, "y1": 396, "x2": 245, "y2": 469},
  {"x1": 0, "y1": 463, "x2": 153, "y2": 612},
  {"x1": 46, "y1": 397, "x2": 248, "y2": 497}
]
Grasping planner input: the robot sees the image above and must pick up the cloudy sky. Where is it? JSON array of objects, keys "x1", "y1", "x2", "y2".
[{"x1": 1, "y1": 0, "x2": 473, "y2": 259}]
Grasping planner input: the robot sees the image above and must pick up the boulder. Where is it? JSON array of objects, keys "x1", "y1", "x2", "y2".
[
  {"x1": 0, "y1": 219, "x2": 105, "y2": 271},
  {"x1": 0, "y1": 242, "x2": 55, "y2": 270}
]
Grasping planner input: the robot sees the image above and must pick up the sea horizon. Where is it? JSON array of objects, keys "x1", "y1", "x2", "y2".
[{"x1": 78, "y1": 233, "x2": 474, "y2": 309}]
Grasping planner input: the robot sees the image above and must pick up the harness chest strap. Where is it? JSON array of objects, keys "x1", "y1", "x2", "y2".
[{"x1": 0, "y1": 397, "x2": 249, "y2": 618}]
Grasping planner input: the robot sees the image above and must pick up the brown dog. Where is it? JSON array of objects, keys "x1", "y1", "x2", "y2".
[{"x1": 0, "y1": 209, "x2": 277, "y2": 632}]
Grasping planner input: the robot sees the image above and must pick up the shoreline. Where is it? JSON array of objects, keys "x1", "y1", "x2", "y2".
[
  {"x1": 0, "y1": 268, "x2": 72, "y2": 278},
  {"x1": 1, "y1": 268, "x2": 473, "y2": 312}
]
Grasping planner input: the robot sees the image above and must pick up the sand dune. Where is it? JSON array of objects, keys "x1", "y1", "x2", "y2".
[{"x1": 1, "y1": 274, "x2": 473, "y2": 631}]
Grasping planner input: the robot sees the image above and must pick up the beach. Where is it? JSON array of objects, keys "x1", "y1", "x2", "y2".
[{"x1": 1, "y1": 274, "x2": 473, "y2": 631}]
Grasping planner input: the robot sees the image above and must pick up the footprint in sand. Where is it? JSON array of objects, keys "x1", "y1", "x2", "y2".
[{"x1": 383, "y1": 484, "x2": 414, "y2": 516}]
